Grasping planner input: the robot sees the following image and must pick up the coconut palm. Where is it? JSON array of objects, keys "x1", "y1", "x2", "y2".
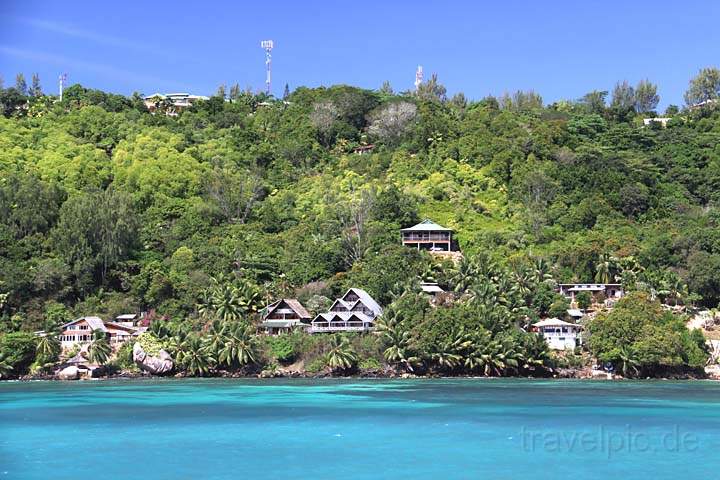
[
  {"x1": 481, "y1": 339, "x2": 523, "y2": 376},
  {"x1": 203, "y1": 320, "x2": 227, "y2": 357},
  {"x1": 616, "y1": 345, "x2": 640, "y2": 377},
  {"x1": 531, "y1": 257, "x2": 555, "y2": 284},
  {"x1": 88, "y1": 331, "x2": 111, "y2": 365},
  {"x1": 324, "y1": 336, "x2": 357, "y2": 372},
  {"x1": 212, "y1": 284, "x2": 245, "y2": 322},
  {"x1": 236, "y1": 281, "x2": 262, "y2": 314},
  {"x1": 218, "y1": 323, "x2": 258, "y2": 368},
  {"x1": 594, "y1": 253, "x2": 618, "y2": 284},
  {"x1": 181, "y1": 336, "x2": 215, "y2": 376},
  {"x1": 35, "y1": 323, "x2": 61, "y2": 363},
  {"x1": 464, "y1": 331, "x2": 492, "y2": 373},
  {"x1": 451, "y1": 256, "x2": 477, "y2": 293},
  {"x1": 165, "y1": 333, "x2": 189, "y2": 364},
  {"x1": 521, "y1": 334, "x2": 553, "y2": 373},
  {"x1": 376, "y1": 317, "x2": 421, "y2": 372},
  {"x1": 430, "y1": 329, "x2": 472, "y2": 372}
]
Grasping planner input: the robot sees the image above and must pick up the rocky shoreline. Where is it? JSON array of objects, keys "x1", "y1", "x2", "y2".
[{"x1": 13, "y1": 365, "x2": 717, "y2": 382}]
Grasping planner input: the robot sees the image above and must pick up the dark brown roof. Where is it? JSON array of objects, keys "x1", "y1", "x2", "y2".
[{"x1": 265, "y1": 299, "x2": 311, "y2": 320}]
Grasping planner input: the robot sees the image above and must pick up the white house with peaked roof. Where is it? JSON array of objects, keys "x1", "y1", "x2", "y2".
[
  {"x1": 310, "y1": 288, "x2": 382, "y2": 333},
  {"x1": 59, "y1": 316, "x2": 139, "y2": 349},
  {"x1": 532, "y1": 318, "x2": 582, "y2": 350},
  {"x1": 401, "y1": 219, "x2": 454, "y2": 251},
  {"x1": 59, "y1": 317, "x2": 106, "y2": 349}
]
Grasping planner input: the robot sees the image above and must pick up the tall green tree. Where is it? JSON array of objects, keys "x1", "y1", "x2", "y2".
[
  {"x1": 684, "y1": 67, "x2": 720, "y2": 105},
  {"x1": 634, "y1": 79, "x2": 659, "y2": 113},
  {"x1": 29, "y1": 73, "x2": 42, "y2": 97},
  {"x1": 53, "y1": 189, "x2": 137, "y2": 288},
  {"x1": 610, "y1": 80, "x2": 635, "y2": 111},
  {"x1": 14, "y1": 73, "x2": 27, "y2": 95}
]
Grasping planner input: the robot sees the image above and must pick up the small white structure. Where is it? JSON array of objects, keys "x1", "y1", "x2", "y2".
[
  {"x1": 420, "y1": 282, "x2": 444, "y2": 295},
  {"x1": 642, "y1": 117, "x2": 671, "y2": 127},
  {"x1": 143, "y1": 93, "x2": 209, "y2": 115},
  {"x1": 533, "y1": 318, "x2": 582, "y2": 351},
  {"x1": 115, "y1": 313, "x2": 139, "y2": 327},
  {"x1": 557, "y1": 283, "x2": 623, "y2": 302},
  {"x1": 310, "y1": 288, "x2": 382, "y2": 333}
]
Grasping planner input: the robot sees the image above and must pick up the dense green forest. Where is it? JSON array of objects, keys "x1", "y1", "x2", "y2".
[{"x1": 1, "y1": 68, "x2": 720, "y2": 378}]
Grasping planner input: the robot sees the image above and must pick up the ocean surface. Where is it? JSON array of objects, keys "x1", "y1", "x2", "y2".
[{"x1": 1, "y1": 378, "x2": 719, "y2": 479}]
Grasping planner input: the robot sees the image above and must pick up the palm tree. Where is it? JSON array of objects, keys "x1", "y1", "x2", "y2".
[
  {"x1": 212, "y1": 284, "x2": 245, "y2": 322},
  {"x1": 88, "y1": 331, "x2": 111, "y2": 365},
  {"x1": 466, "y1": 281, "x2": 495, "y2": 306},
  {"x1": 181, "y1": 336, "x2": 215, "y2": 376},
  {"x1": 531, "y1": 257, "x2": 555, "y2": 284},
  {"x1": 430, "y1": 329, "x2": 472, "y2": 373},
  {"x1": 513, "y1": 267, "x2": 534, "y2": 300},
  {"x1": 616, "y1": 346, "x2": 640, "y2": 377},
  {"x1": 481, "y1": 339, "x2": 523, "y2": 376},
  {"x1": 166, "y1": 333, "x2": 189, "y2": 364},
  {"x1": 203, "y1": 320, "x2": 227, "y2": 357},
  {"x1": 35, "y1": 322, "x2": 61, "y2": 363},
  {"x1": 595, "y1": 253, "x2": 618, "y2": 284},
  {"x1": 376, "y1": 318, "x2": 421, "y2": 372},
  {"x1": 325, "y1": 336, "x2": 358, "y2": 372},
  {"x1": 521, "y1": 334, "x2": 553, "y2": 373},
  {"x1": 451, "y1": 256, "x2": 477, "y2": 293},
  {"x1": 218, "y1": 324, "x2": 258, "y2": 368}
]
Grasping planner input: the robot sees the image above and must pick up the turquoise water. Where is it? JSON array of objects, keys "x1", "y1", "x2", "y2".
[{"x1": 1, "y1": 379, "x2": 719, "y2": 479}]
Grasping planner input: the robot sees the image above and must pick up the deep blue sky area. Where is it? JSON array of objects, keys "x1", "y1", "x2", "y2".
[{"x1": 1, "y1": 0, "x2": 718, "y2": 109}]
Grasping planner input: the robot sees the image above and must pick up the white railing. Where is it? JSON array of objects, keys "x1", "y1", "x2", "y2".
[
  {"x1": 310, "y1": 325, "x2": 373, "y2": 333},
  {"x1": 540, "y1": 331, "x2": 579, "y2": 337}
]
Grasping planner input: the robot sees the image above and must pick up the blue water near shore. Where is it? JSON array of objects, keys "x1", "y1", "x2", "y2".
[{"x1": 1, "y1": 379, "x2": 719, "y2": 479}]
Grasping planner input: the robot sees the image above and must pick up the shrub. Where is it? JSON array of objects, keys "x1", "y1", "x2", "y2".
[
  {"x1": 359, "y1": 357, "x2": 382, "y2": 370},
  {"x1": 263, "y1": 335, "x2": 296, "y2": 364},
  {"x1": 305, "y1": 356, "x2": 327, "y2": 374},
  {"x1": 0, "y1": 332, "x2": 38, "y2": 377},
  {"x1": 114, "y1": 341, "x2": 138, "y2": 371},
  {"x1": 136, "y1": 332, "x2": 165, "y2": 356}
]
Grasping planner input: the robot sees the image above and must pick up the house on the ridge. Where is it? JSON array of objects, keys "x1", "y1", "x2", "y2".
[
  {"x1": 401, "y1": 219, "x2": 455, "y2": 252},
  {"x1": 260, "y1": 299, "x2": 312, "y2": 335},
  {"x1": 532, "y1": 318, "x2": 582, "y2": 351},
  {"x1": 310, "y1": 288, "x2": 382, "y2": 333},
  {"x1": 143, "y1": 93, "x2": 209, "y2": 115}
]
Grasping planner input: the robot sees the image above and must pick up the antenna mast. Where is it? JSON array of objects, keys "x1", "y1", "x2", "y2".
[
  {"x1": 415, "y1": 65, "x2": 423, "y2": 92},
  {"x1": 59, "y1": 73, "x2": 67, "y2": 101},
  {"x1": 260, "y1": 40, "x2": 274, "y2": 95}
]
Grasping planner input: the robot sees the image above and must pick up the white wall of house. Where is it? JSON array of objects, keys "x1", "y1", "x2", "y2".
[{"x1": 539, "y1": 327, "x2": 580, "y2": 350}]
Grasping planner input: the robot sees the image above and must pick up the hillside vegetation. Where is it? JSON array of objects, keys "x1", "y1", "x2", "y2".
[{"x1": 1, "y1": 70, "x2": 720, "y2": 377}]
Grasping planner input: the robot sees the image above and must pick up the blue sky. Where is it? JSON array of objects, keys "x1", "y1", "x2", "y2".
[{"x1": 1, "y1": 0, "x2": 718, "y2": 109}]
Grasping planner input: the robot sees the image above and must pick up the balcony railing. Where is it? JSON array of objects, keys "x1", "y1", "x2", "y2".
[
  {"x1": 309, "y1": 325, "x2": 373, "y2": 333},
  {"x1": 402, "y1": 234, "x2": 450, "y2": 241}
]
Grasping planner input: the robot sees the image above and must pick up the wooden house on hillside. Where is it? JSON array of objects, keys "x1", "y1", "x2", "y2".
[
  {"x1": 401, "y1": 219, "x2": 455, "y2": 252},
  {"x1": 260, "y1": 299, "x2": 312, "y2": 335}
]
